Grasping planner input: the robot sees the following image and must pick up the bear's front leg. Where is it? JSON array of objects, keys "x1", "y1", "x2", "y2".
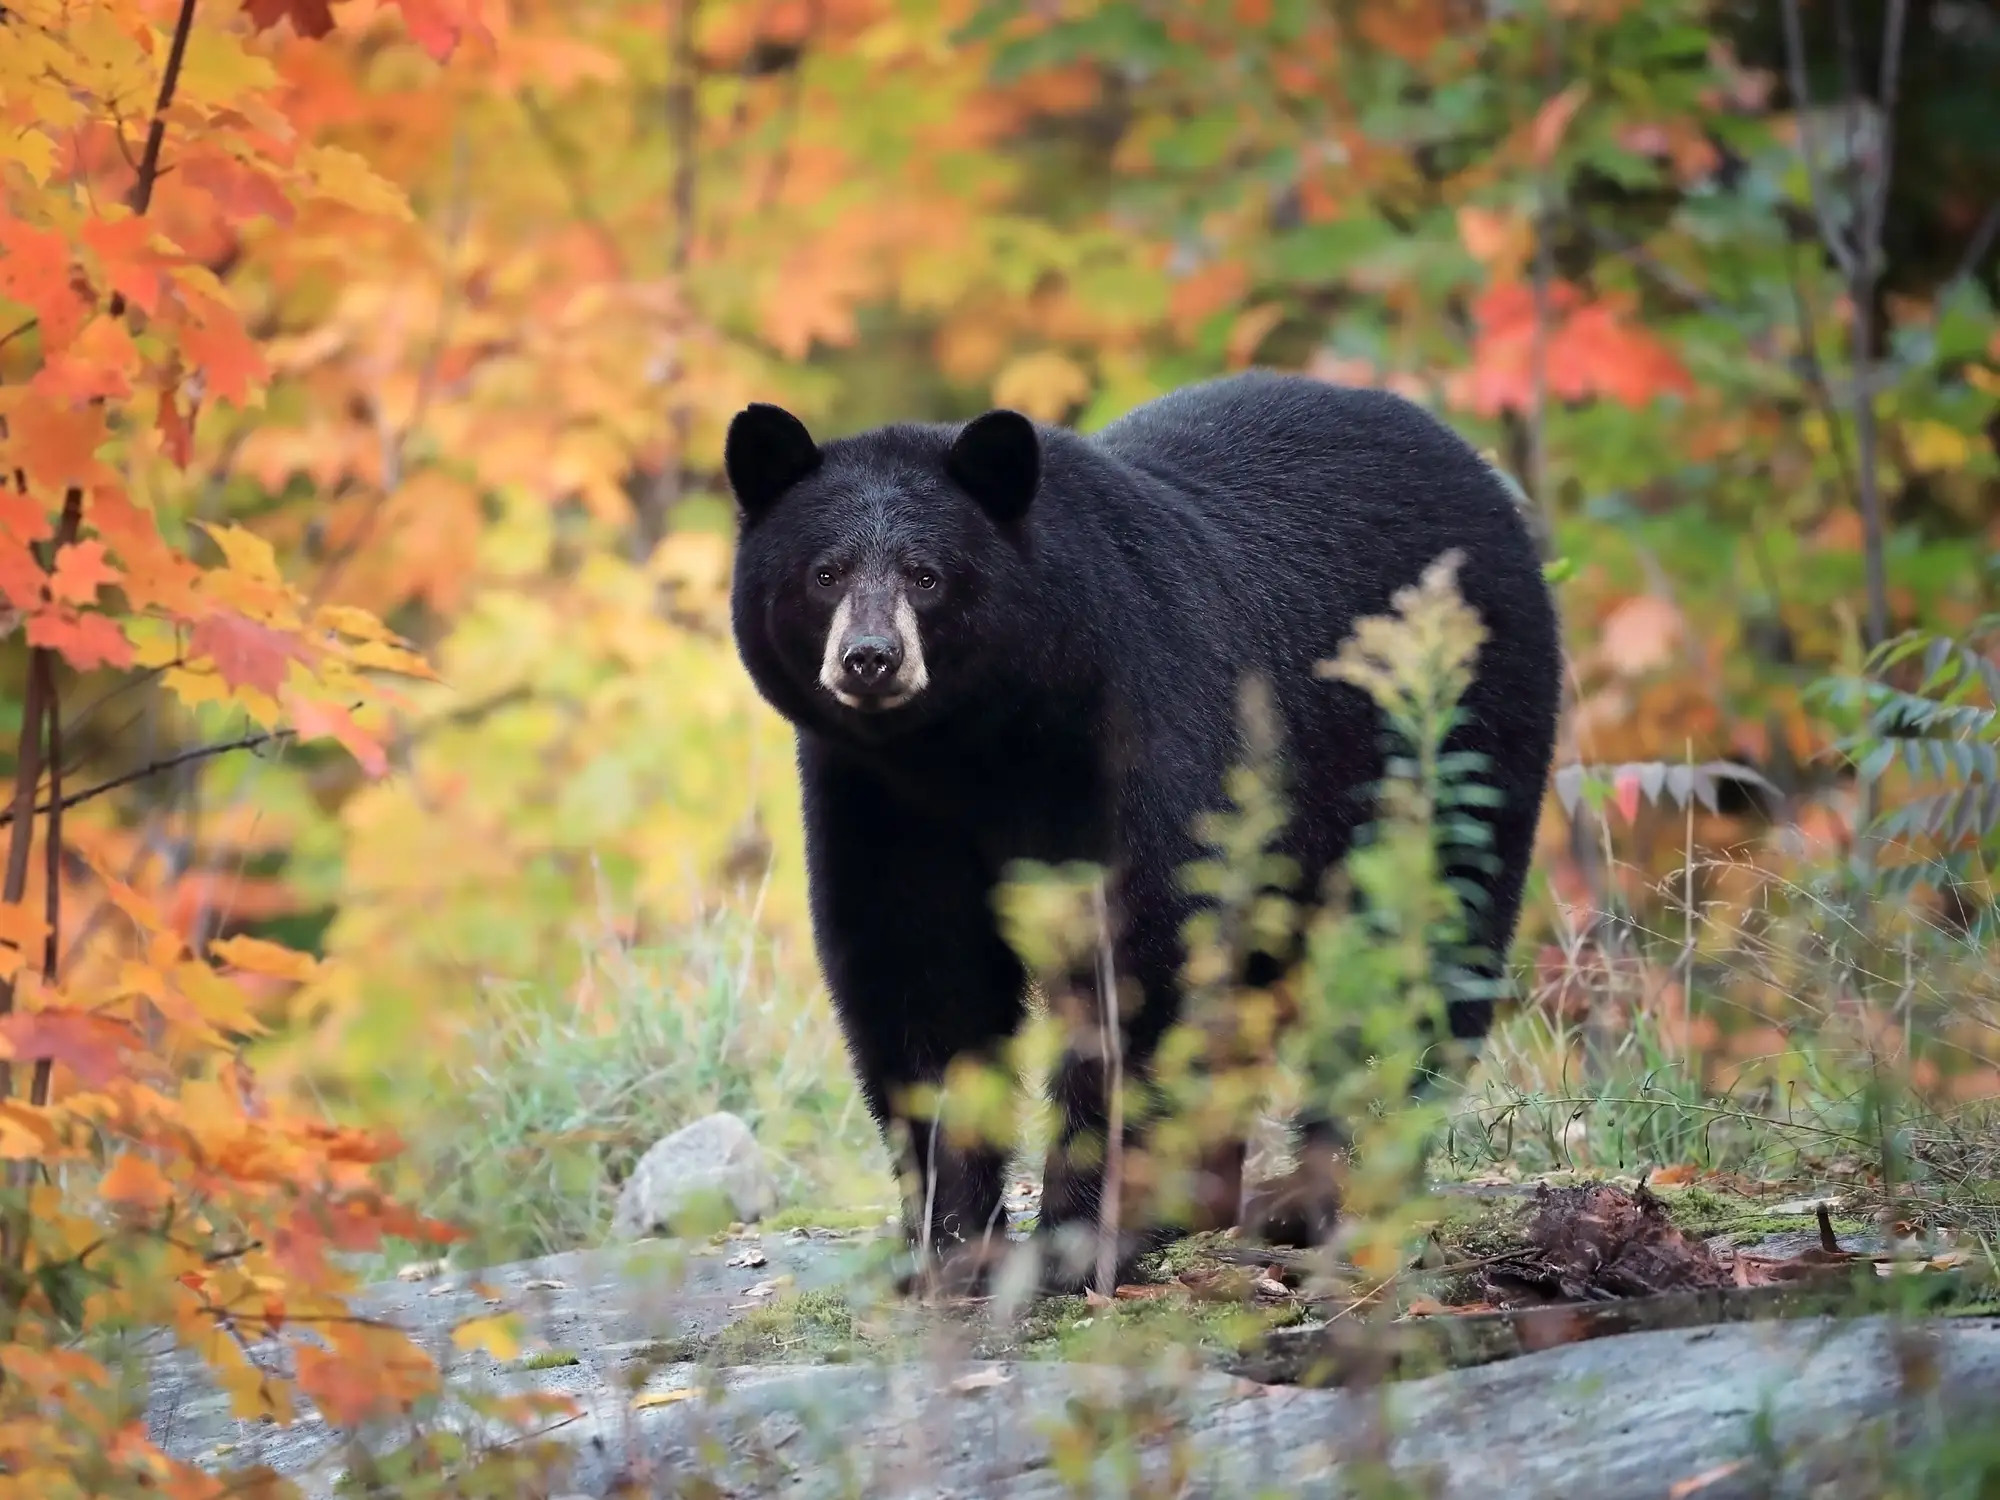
[
  {"x1": 1034, "y1": 826, "x2": 1245, "y2": 1292},
  {"x1": 800, "y1": 746, "x2": 1027, "y2": 1287}
]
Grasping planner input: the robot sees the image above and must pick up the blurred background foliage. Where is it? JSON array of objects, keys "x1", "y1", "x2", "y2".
[{"x1": 6, "y1": 0, "x2": 1997, "y2": 1248}]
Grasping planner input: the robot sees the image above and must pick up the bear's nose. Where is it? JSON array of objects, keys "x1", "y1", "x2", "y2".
[{"x1": 841, "y1": 635, "x2": 903, "y2": 689}]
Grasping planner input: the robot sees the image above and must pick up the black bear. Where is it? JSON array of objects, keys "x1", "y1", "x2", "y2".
[{"x1": 725, "y1": 370, "x2": 1561, "y2": 1287}]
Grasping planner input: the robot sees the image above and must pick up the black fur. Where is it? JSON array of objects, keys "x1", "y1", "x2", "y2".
[{"x1": 727, "y1": 371, "x2": 1561, "y2": 1281}]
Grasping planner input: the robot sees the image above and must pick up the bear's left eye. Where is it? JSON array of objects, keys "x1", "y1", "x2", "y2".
[
  {"x1": 815, "y1": 568, "x2": 837, "y2": 588},
  {"x1": 913, "y1": 570, "x2": 938, "y2": 591}
]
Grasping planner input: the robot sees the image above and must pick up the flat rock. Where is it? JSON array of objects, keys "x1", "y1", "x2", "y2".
[
  {"x1": 611, "y1": 1110, "x2": 779, "y2": 1239},
  {"x1": 140, "y1": 1231, "x2": 2000, "y2": 1498}
]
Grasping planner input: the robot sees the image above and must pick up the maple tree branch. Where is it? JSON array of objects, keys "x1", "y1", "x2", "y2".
[
  {"x1": 1948, "y1": 200, "x2": 2000, "y2": 293},
  {"x1": 0, "y1": 723, "x2": 304, "y2": 831},
  {"x1": 309, "y1": 134, "x2": 472, "y2": 610},
  {"x1": 0, "y1": 494, "x2": 80, "y2": 1099},
  {"x1": 128, "y1": 0, "x2": 199, "y2": 217},
  {"x1": 519, "y1": 91, "x2": 625, "y2": 274},
  {"x1": 1779, "y1": 0, "x2": 1858, "y2": 280},
  {"x1": 636, "y1": 0, "x2": 706, "y2": 555},
  {"x1": 0, "y1": 319, "x2": 36, "y2": 355},
  {"x1": 1783, "y1": 244, "x2": 1861, "y2": 514},
  {"x1": 753, "y1": 0, "x2": 819, "y2": 216},
  {"x1": 30, "y1": 653, "x2": 62, "y2": 1110}
]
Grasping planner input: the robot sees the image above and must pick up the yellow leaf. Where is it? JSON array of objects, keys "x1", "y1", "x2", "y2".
[
  {"x1": 175, "y1": 22, "x2": 279, "y2": 110},
  {"x1": 345, "y1": 639, "x2": 438, "y2": 679},
  {"x1": 451, "y1": 1314, "x2": 522, "y2": 1362},
  {"x1": 201, "y1": 1325, "x2": 295, "y2": 1424},
  {"x1": 632, "y1": 1387, "x2": 701, "y2": 1409},
  {"x1": 208, "y1": 935, "x2": 321, "y2": 984},
  {"x1": 992, "y1": 351, "x2": 1092, "y2": 423},
  {"x1": 161, "y1": 665, "x2": 233, "y2": 711},
  {"x1": 315, "y1": 604, "x2": 398, "y2": 644},
  {"x1": 0, "y1": 1102, "x2": 60, "y2": 1160},
  {"x1": 198, "y1": 522, "x2": 284, "y2": 585},
  {"x1": 1905, "y1": 419, "x2": 1974, "y2": 472},
  {"x1": 99, "y1": 1153, "x2": 172, "y2": 1212},
  {"x1": 300, "y1": 144, "x2": 414, "y2": 222},
  {"x1": 170, "y1": 961, "x2": 266, "y2": 1034}
]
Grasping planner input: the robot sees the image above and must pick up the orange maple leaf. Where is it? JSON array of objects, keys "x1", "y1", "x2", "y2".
[
  {"x1": 0, "y1": 492, "x2": 53, "y2": 548},
  {"x1": 288, "y1": 696, "x2": 386, "y2": 777},
  {"x1": 79, "y1": 216, "x2": 173, "y2": 319},
  {"x1": 188, "y1": 612, "x2": 312, "y2": 695},
  {"x1": 48, "y1": 540, "x2": 120, "y2": 606},
  {"x1": 99, "y1": 1153, "x2": 174, "y2": 1213},
  {"x1": 0, "y1": 217, "x2": 89, "y2": 351},
  {"x1": 31, "y1": 317, "x2": 140, "y2": 404},
  {"x1": 174, "y1": 291, "x2": 268, "y2": 408},
  {"x1": 0, "y1": 399, "x2": 113, "y2": 494},
  {"x1": 27, "y1": 608, "x2": 134, "y2": 671},
  {"x1": 0, "y1": 538, "x2": 45, "y2": 613}
]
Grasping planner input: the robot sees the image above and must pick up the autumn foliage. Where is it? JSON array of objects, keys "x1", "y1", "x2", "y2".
[{"x1": 0, "y1": 0, "x2": 1996, "y2": 1487}]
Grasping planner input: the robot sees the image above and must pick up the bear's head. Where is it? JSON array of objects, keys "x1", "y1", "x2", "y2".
[{"x1": 725, "y1": 402, "x2": 1043, "y2": 738}]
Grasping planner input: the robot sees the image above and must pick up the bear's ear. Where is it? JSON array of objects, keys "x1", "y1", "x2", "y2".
[
  {"x1": 725, "y1": 403, "x2": 822, "y2": 519},
  {"x1": 946, "y1": 409, "x2": 1040, "y2": 526}
]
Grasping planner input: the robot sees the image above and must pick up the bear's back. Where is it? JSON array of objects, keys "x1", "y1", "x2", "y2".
[{"x1": 1080, "y1": 370, "x2": 1547, "y2": 651}]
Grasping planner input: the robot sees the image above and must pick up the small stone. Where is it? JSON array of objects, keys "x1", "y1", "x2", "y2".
[{"x1": 610, "y1": 1112, "x2": 779, "y2": 1241}]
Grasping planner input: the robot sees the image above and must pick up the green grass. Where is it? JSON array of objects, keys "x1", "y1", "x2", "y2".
[{"x1": 368, "y1": 907, "x2": 885, "y2": 1273}]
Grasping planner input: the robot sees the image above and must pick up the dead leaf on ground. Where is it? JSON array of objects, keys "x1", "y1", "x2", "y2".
[
  {"x1": 949, "y1": 1367, "x2": 1012, "y2": 1394},
  {"x1": 1646, "y1": 1163, "x2": 1700, "y2": 1188},
  {"x1": 632, "y1": 1388, "x2": 700, "y2": 1410},
  {"x1": 520, "y1": 1277, "x2": 568, "y2": 1291},
  {"x1": 396, "y1": 1259, "x2": 447, "y2": 1282},
  {"x1": 1405, "y1": 1297, "x2": 1499, "y2": 1317},
  {"x1": 1113, "y1": 1283, "x2": 1181, "y2": 1301},
  {"x1": 1083, "y1": 1287, "x2": 1113, "y2": 1309},
  {"x1": 1667, "y1": 1460, "x2": 1747, "y2": 1497},
  {"x1": 1175, "y1": 1266, "x2": 1259, "y2": 1302}
]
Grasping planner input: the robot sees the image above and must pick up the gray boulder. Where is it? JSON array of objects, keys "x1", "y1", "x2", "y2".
[{"x1": 611, "y1": 1111, "x2": 778, "y2": 1239}]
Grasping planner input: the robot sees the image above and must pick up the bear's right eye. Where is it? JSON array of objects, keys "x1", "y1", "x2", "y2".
[{"x1": 815, "y1": 568, "x2": 837, "y2": 588}]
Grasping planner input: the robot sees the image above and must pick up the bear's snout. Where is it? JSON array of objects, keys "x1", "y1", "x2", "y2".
[
  {"x1": 841, "y1": 635, "x2": 902, "y2": 689},
  {"x1": 818, "y1": 582, "x2": 930, "y2": 710}
]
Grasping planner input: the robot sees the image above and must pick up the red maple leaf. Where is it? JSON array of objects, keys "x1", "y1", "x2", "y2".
[
  {"x1": 388, "y1": 0, "x2": 486, "y2": 60},
  {"x1": 0, "y1": 1012, "x2": 141, "y2": 1089},
  {"x1": 27, "y1": 607, "x2": 134, "y2": 671},
  {"x1": 188, "y1": 611, "x2": 313, "y2": 695},
  {"x1": 157, "y1": 384, "x2": 194, "y2": 469},
  {"x1": 48, "y1": 540, "x2": 120, "y2": 607},
  {"x1": 241, "y1": 0, "x2": 339, "y2": 38}
]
